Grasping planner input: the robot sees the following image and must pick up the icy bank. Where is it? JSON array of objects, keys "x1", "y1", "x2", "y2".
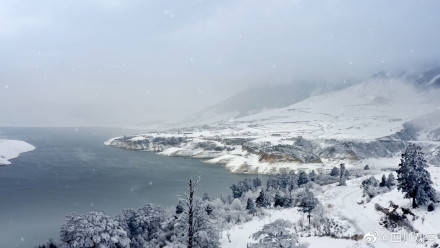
[{"x1": 0, "y1": 139, "x2": 35, "y2": 165}]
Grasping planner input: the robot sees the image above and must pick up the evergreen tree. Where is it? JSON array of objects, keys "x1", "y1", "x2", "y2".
[
  {"x1": 397, "y1": 144, "x2": 436, "y2": 208},
  {"x1": 379, "y1": 175, "x2": 387, "y2": 187},
  {"x1": 288, "y1": 172, "x2": 298, "y2": 194},
  {"x1": 338, "y1": 163, "x2": 346, "y2": 186},
  {"x1": 176, "y1": 200, "x2": 185, "y2": 215},
  {"x1": 298, "y1": 171, "x2": 309, "y2": 186},
  {"x1": 309, "y1": 170, "x2": 317, "y2": 181},
  {"x1": 246, "y1": 198, "x2": 257, "y2": 215},
  {"x1": 386, "y1": 173, "x2": 396, "y2": 188},
  {"x1": 298, "y1": 189, "x2": 318, "y2": 224},
  {"x1": 274, "y1": 193, "x2": 283, "y2": 208},
  {"x1": 364, "y1": 164, "x2": 370, "y2": 170},
  {"x1": 252, "y1": 177, "x2": 262, "y2": 188},
  {"x1": 255, "y1": 190, "x2": 271, "y2": 208},
  {"x1": 330, "y1": 167, "x2": 340, "y2": 177}
]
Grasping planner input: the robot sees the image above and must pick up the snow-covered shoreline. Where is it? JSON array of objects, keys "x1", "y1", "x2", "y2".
[
  {"x1": 105, "y1": 78, "x2": 440, "y2": 174},
  {"x1": 0, "y1": 139, "x2": 35, "y2": 165}
]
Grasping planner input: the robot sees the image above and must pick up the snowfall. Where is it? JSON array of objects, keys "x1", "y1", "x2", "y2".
[{"x1": 0, "y1": 139, "x2": 35, "y2": 165}]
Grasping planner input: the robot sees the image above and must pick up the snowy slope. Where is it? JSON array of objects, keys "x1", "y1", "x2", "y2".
[
  {"x1": 221, "y1": 165, "x2": 440, "y2": 248},
  {"x1": 0, "y1": 139, "x2": 35, "y2": 165},
  {"x1": 237, "y1": 78, "x2": 438, "y2": 140},
  {"x1": 106, "y1": 78, "x2": 440, "y2": 174}
]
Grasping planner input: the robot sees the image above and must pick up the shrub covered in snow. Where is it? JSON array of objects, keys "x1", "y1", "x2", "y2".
[
  {"x1": 247, "y1": 219, "x2": 305, "y2": 248},
  {"x1": 360, "y1": 175, "x2": 394, "y2": 200}
]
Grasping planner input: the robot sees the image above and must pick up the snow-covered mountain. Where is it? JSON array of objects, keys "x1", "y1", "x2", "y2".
[{"x1": 106, "y1": 75, "x2": 440, "y2": 174}]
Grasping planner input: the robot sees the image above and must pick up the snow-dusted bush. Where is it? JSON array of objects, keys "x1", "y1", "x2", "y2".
[
  {"x1": 375, "y1": 202, "x2": 416, "y2": 232},
  {"x1": 60, "y1": 211, "x2": 130, "y2": 248},
  {"x1": 360, "y1": 176, "x2": 391, "y2": 200},
  {"x1": 247, "y1": 219, "x2": 305, "y2": 248},
  {"x1": 36, "y1": 240, "x2": 59, "y2": 248},
  {"x1": 246, "y1": 198, "x2": 257, "y2": 215},
  {"x1": 330, "y1": 167, "x2": 340, "y2": 177}
]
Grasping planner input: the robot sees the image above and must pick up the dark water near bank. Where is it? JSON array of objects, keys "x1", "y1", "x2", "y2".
[{"x1": 0, "y1": 127, "x2": 252, "y2": 247}]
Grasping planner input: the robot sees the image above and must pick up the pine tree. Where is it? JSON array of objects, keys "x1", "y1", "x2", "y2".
[
  {"x1": 364, "y1": 164, "x2": 370, "y2": 170},
  {"x1": 386, "y1": 173, "x2": 396, "y2": 188},
  {"x1": 309, "y1": 170, "x2": 317, "y2": 181},
  {"x1": 298, "y1": 189, "x2": 318, "y2": 224},
  {"x1": 397, "y1": 144, "x2": 436, "y2": 208},
  {"x1": 379, "y1": 175, "x2": 387, "y2": 187},
  {"x1": 298, "y1": 171, "x2": 309, "y2": 186},
  {"x1": 252, "y1": 177, "x2": 262, "y2": 188},
  {"x1": 255, "y1": 190, "x2": 271, "y2": 208},
  {"x1": 246, "y1": 198, "x2": 257, "y2": 215}
]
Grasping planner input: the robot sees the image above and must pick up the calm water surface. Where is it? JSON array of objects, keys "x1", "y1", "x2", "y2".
[{"x1": 0, "y1": 127, "x2": 253, "y2": 247}]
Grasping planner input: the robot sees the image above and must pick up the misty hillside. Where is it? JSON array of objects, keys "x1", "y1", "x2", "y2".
[
  {"x1": 181, "y1": 66, "x2": 440, "y2": 127},
  {"x1": 183, "y1": 81, "x2": 354, "y2": 125}
]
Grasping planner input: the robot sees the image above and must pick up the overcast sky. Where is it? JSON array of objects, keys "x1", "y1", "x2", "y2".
[{"x1": 1, "y1": 0, "x2": 439, "y2": 127}]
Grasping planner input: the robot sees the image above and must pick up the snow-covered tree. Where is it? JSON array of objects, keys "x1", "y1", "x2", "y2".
[
  {"x1": 246, "y1": 198, "x2": 257, "y2": 215},
  {"x1": 397, "y1": 144, "x2": 436, "y2": 208},
  {"x1": 60, "y1": 212, "x2": 130, "y2": 248},
  {"x1": 255, "y1": 190, "x2": 271, "y2": 208},
  {"x1": 338, "y1": 163, "x2": 346, "y2": 186},
  {"x1": 252, "y1": 177, "x2": 262, "y2": 188},
  {"x1": 230, "y1": 180, "x2": 251, "y2": 198},
  {"x1": 248, "y1": 220, "x2": 304, "y2": 248},
  {"x1": 274, "y1": 193, "x2": 293, "y2": 208},
  {"x1": 298, "y1": 189, "x2": 319, "y2": 224},
  {"x1": 118, "y1": 203, "x2": 169, "y2": 248},
  {"x1": 287, "y1": 172, "x2": 298, "y2": 194},
  {"x1": 174, "y1": 179, "x2": 220, "y2": 248},
  {"x1": 364, "y1": 164, "x2": 370, "y2": 170},
  {"x1": 309, "y1": 170, "x2": 317, "y2": 181},
  {"x1": 297, "y1": 171, "x2": 309, "y2": 186},
  {"x1": 330, "y1": 167, "x2": 339, "y2": 177},
  {"x1": 386, "y1": 173, "x2": 396, "y2": 188},
  {"x1": 176, "y1": 200, "x2": 185, "y2": 215},
  {"x1": 37, "y1": 240, "x2": 59, "y2": 248},
  {"x1": 379, "y1": 175, "x2": 387, "y2": 187}
]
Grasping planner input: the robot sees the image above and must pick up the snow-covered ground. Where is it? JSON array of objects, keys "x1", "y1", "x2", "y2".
[
  {"x1": 220, "y1": 163, "x2": 440, "y2": 248},
  {"x1": 0, "y1": 139, "x2": 35, "y2": 165}
]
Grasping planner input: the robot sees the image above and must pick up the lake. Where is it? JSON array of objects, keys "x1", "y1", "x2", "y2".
[{"x1": 0, "y1": 127, "x2": 253, "y2": 247}]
